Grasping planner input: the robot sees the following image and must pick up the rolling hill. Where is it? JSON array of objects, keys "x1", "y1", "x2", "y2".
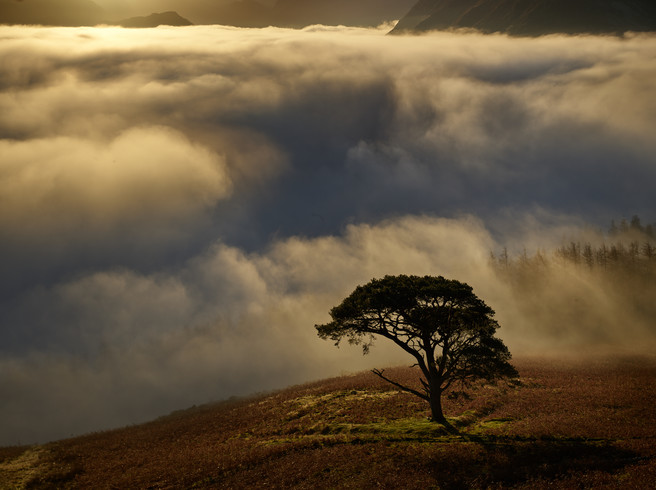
[
  {"x1": 391, "y1": 0, "x2": 656, "y2": 35},
  {"x1": 2, "y1": 357, "x2": 655, "y2": 488}
]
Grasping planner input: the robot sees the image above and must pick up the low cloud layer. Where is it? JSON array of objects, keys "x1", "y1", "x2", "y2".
[
  {"x1": 1, "y1": 25, "x2": 655, "y2": 445},
  {"x1": 0, "y1": 216, "x2": 492, "y2": 443}
]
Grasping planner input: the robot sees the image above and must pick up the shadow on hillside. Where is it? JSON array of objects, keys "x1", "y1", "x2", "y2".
[
  {"x1": 262, "y1": 424, "x2": 643, "y2": 487},
  {"x1": 431, "y1": 435, "x2": 643, "y2": 487}
]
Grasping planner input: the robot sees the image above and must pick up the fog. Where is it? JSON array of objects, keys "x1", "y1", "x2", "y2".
[{"x1": 1, "y1": 25, "x2": 655, "y2": 445}]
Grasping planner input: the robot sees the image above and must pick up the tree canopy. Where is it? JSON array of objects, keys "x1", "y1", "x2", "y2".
[{"x1": 316, "y1": 274, "x2": 518, "y2": 426}]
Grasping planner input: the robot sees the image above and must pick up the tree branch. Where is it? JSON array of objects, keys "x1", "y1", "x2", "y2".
[
  {"x1": 419, "y1": 377, "x2": 431, "y2": 396},
  {"x1": 373, "y1": 329, "x2": 429, "y2": 375},
  {"x1": 371, "y1": 368, "x2": 429, "y2": 401}
]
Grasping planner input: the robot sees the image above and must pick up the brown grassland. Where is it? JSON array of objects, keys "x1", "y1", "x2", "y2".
[{"x1": 1, "y1": 357, "x2": 655, "y2": 489}]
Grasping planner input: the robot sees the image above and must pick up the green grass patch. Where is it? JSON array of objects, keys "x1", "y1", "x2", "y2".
[
  {"x1": 261, "y1": 414, "x2": 523, "y2": 448},
  {"x1": 267, "y1": 417, "x2": 458, "y2": 445},
  {"x1": 478, "y1": 417, "x2": 514, "y2": 429}
]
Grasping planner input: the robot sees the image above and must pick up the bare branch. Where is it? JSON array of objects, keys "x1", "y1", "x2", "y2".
[
  {"x1": 419, "y1": 377, "x2": 431, "y2": 396},
  {"x1": 371, "y1": 368, "x2": 429, "y2": 401}
]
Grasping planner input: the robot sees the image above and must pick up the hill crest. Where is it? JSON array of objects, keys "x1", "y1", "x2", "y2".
[{"x1": 2, "y1": 358, "x2": 656, "y2": 488}]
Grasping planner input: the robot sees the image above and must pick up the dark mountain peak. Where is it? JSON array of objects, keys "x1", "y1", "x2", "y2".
[
  {"x1": 118, "y1": 11, "x2": 193, "y2": 28},
  {"x1": 392, "y1": 0, "x2": 656, "y2": 35}
]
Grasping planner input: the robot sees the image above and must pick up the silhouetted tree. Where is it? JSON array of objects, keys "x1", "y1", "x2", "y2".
[
  {"x1": 629, "y1": 241, "x2": 640, "y2": 263},
  {"x1": 583, "y1": 243, "x2": 594, "y2": 269},
  {"x1": 316, "y1": 275, "x2": 518, "y2": 429},
  {"x1": 499, "y1": 247, "x2": 509, "y2": 268},
  {"x1": 596, "y1": 244, "x2": 609, "y2": 269},
  {"x1": 620, "y1": 219, "x2": 630, "y2": 235},
  {"x1": 630, "y1": 215, "x2": 643, "y2": 233}
]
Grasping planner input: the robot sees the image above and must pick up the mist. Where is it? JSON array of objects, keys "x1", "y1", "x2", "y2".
[{"x1": 1, "y1": 24, "x2": 655, "y2": 445}]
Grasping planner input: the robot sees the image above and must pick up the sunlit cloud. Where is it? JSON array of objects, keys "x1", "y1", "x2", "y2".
[{"x1": 0, "y1": 126, "x2": 230, "y2": 233}]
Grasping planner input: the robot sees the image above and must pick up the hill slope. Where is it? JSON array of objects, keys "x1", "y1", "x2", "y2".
[
  {"x1": 2, "y1": 358, "x2": 655, "y2": 488},
  {"x1": 392, "y1": 0, "x2": 656, "y2": 35}
]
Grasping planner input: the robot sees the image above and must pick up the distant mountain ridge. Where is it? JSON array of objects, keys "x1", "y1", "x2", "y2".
[
  {"x1": 0, "y1": 0, "x2": 415, "y2": 28},
  {"x1": 6, "y1": 0, "x2": 652, "y2": 34},
  {"x1": 0, "y1": 0, "x2": 191, "y2": 27},
  {"x1": 391, "y1": 0, "x2": 656, "y2": 35},
  {"x1": 119, "y1": 11, "x2": 193, "y2": 28}
]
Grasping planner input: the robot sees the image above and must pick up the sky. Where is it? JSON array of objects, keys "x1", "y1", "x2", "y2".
[{"x1": 1, "y1": 24, "x2": 655, "y2": 445}]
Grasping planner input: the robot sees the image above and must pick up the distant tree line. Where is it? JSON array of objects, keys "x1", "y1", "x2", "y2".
[
  {"x1": 488, "y1": 216, "x2": 656, "y2": 343},
  {"x1": 554, "y1": 240, "x2": 655, "y2": 270},
  {"x1": 608, "y1": 215, "x2": 655, "y2": 239},
  {"x1": 491, "y1": 216, "x2": 656, "y2": 274}
]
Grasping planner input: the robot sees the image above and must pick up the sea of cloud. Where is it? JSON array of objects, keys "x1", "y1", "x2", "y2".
[{"x1": 1, "y1": 24, "x2": 655, "y2": 445}]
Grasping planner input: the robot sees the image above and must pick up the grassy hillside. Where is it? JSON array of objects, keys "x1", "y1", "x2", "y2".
[{"x1": 2, "y1": 357, "x2": 655, "y2": 488}]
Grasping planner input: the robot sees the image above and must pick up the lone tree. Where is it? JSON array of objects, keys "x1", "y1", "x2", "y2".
[{"x1": 316, "y1": 275, "x2": 518, "y2": 427}]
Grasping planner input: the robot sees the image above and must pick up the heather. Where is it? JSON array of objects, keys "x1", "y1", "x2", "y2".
[{"x1": 2, "y1": 357, "x2": 655, "y2": 489}]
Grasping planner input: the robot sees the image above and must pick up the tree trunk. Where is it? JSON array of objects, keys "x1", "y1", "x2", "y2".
[
  {"x1": 428, "y1": 384, "x2": 457, "y2": 433},
  {"x1": 428, "y1": 389, "x2": 447, "y2": 424}
]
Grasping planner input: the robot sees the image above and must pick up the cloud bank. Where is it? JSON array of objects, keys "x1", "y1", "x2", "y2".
[
  {"x1": 0, "y1": 126, "x2": 230, "y2": 232},
  {"x1": 1, "y1": 25, "x2": 655, "y2": 444}
]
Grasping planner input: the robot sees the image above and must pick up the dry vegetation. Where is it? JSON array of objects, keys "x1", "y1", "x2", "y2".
[{"x1": 2, "y1": 357, "x2": 655, "y2": 489}]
